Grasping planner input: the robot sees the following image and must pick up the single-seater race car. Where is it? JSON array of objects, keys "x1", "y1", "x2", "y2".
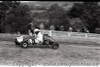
[{"x1": 14, "y1": 34, "x2": 59, "y2": 49}]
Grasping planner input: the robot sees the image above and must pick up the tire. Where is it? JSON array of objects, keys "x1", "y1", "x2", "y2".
[
  {"x1": 52, "y1": 42, "x2": 59, "y2": 49},
  {"x1": 21, "y1": 41, "x2": 29, "y2": 48},
  {"x1": 15, "y1": 39, "x2": 20, "y2": 45}
]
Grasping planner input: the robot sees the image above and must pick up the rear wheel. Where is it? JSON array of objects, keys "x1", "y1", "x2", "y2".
[
  {"x1": 21, "y1": 41, "x2": 29, "y2": 48},
  {"x1": 52, "y1": 42, "x2": 59, "y2": 49}
]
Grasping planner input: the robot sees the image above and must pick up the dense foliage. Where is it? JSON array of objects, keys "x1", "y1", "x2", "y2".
[
  {"x1": 1, "y1": 1, "x2": 100, "y2": 34},
  {"x1": 68, "y1": 2, "x2": 100, "y2": 33},
  {"x1": 46, "y1": 4, "x2": 70, "y2": 30},
  {"x1": 0, "y1": 1, "x2": 32, "y2": 34}
]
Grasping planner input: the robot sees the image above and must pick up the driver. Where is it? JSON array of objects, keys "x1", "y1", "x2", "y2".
[{"x1": 34, "y1": 28, "x2": 43, "y2": 44}]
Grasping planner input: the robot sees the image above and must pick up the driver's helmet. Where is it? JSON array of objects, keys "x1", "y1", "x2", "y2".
[{"x1": 34, "y1": 29, "x2": 40, "y2": 34}]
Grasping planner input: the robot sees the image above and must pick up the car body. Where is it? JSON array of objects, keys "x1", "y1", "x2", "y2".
[{"x1": 14, "y1": 34, "x2": 59, "y2": 49}]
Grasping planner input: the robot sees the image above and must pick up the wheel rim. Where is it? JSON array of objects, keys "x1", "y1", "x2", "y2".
[{"x1": 23, "y1": 43, "x2": 28, "y2": 47}]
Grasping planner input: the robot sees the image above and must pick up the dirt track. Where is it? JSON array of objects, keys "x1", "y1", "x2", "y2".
[{"x1": 0, "y1": 40, "x2": 100, "y2": 66}]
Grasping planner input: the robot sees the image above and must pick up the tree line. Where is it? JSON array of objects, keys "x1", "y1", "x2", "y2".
[{"x1": 0, "y1": 1, "x2": 100, "y2": 34}]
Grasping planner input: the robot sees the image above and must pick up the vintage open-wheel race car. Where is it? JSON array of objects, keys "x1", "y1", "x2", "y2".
[{"x1": 14, "y1": 34, "x2": 59, "y2": 49}]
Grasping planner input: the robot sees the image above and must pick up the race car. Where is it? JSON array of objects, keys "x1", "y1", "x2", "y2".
[{"x1": 14, "y1": 34, "x2": 59, "y2": 49}]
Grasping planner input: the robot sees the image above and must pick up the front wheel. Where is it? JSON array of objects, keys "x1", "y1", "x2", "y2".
[
  {"x1": 21, "y1": 41, "x2": 29, "y2": 48},
  {"x1": 52, "y1": 42, "x2": 59, "y2": 49}
]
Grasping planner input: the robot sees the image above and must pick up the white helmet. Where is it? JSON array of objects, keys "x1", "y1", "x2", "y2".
[{"x1": 34, "y1": 29, "x2": 40, "y2": 32}]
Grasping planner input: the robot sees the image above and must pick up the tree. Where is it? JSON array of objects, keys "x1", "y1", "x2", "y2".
[
  {"x1": 0, "y1": 1, "x2": 13, "y2": 33},
  {"x1": 5, "y1": 3, "x2": 32, "y2": 34},
  {"x1": 0, "y1": 1, "x2": 21, "y2": 33},
  {"x1": 69, "y1": 18, "x2": 84, "y2": 32},
  {"x1": 47, "y1": 4, "x2": 70, "y2": 30},
  {"x1": 68, "y1": 2, "x2": 100, "y2": 33},
  {"x1": 32, "y1": 11, "x2": 49, "y2": 27}
]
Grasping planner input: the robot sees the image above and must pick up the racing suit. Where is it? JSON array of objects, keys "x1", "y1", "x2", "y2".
[{"x1": 34, "y1": 31, "x2": 43, "y2": 44}]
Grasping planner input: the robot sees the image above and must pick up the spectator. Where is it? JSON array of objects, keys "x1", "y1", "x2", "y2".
[
  {"x1": 55, "y1": 24, "x2": 60, "y2": 31},
  {"x1": 68, "y1": 27, "x2": 73, "y2": 32},
  {"x1": 39, "y1": 23, "x2": 44, "y2": 30},
  {"x1": 86, "y1": 30, "x2": 89, "y2": 33},
  {"x1": 60, "y1": 25, "x2": 64, "y2": 31},
  {"x1": 28, "y1": 22, "x2": 34, "y2": 36},
  {"x1": 50, "y1": 25, "x2": 55, "y2": 30},
  {"x1": 83, "y1": 26, "x2": 89, "y2": 33}
]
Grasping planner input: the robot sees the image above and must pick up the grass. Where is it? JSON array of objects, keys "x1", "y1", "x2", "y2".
[
  {"x1": 0, "y1": 31, "x2": 100, "y2": 46},
  {"x1": 0, "y1": 31, "x2": 100, "y2": 65}
]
